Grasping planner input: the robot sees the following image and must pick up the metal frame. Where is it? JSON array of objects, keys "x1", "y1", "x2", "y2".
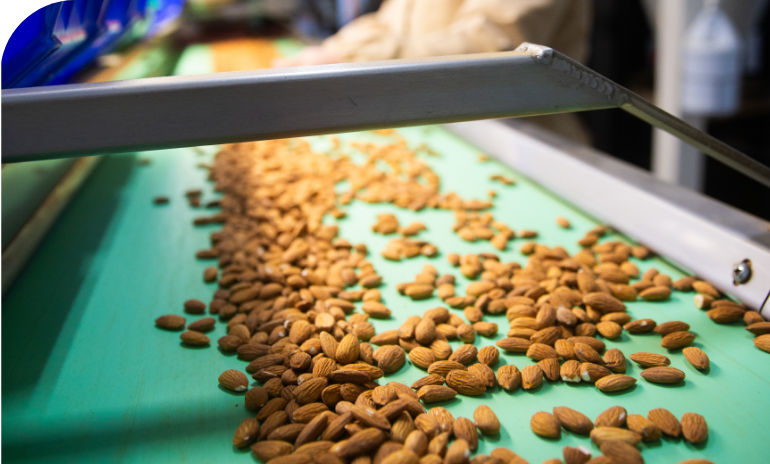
[
  {"x1": 447, "y1": 119, "x2": 770, "y2": 317},
  {"x1": 3, "y1": 43, "x2": 770, "y2": 188}
]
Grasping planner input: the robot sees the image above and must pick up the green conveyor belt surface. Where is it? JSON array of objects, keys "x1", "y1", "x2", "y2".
[{"x1": 3, "y1": 43, "x2": 769, "y2": 464}]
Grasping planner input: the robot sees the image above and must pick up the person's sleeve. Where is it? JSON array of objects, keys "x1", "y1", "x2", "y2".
[
  {"x1": 321, "y1": 0, "x2": 405, "y2": 62},
  {"x1": 400, "y1": 0, "x2": 582, "y2": 60}
]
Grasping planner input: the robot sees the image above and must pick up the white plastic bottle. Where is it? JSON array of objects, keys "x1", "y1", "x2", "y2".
[{"x1": 681, "y1": 0, "x2": 742, "y2": 116}]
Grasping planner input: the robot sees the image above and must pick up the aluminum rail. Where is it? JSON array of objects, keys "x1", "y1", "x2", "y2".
[{"x1": 3, "y1": 42, "x2": 770, "y2": 188}]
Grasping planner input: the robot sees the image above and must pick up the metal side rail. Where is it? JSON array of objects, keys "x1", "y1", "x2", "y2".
[{"x1": 3, "y1": 43, "x2": 770, "y2": 188}]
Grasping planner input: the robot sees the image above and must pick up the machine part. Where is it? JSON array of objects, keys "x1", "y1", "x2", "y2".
[
  {"x1": 3, "y1": 43, "x2": 770, "y2": 188},
  {"x1": 733, "y1": 259, "x2": 752, "y2": 285},
  {"x1": 447, "y1": 119, "x2": 770, "y2": 317}
]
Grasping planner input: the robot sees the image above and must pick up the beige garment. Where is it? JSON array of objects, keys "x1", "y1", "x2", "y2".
[{"x1": 322, "y1": 0, "x2": 594, "y2": 144}]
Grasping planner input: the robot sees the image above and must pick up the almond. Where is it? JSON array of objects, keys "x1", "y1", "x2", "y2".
[
  {"x1": 180, "y1": 331, "x2": 210, "y2": 346},
  {"x1": 377, "y1": 345, "x2": 406, "y2": 373},
  {"x1": 233, "y1": 417, "x2": 260, "y2": 448},
  {"x1": 521, "y1": 365, "x2": 543, "y2": 390},
  {"x1": 707, "y1": 306, "x2": 745, "y2": 324},
  {"x1": 526, "y1": 343, "x2": 559, "y2": 361},
  {"x1": 627, "y1": 414, "x2": 661, "y2": 441},
  {"x1": 293, "y1": 403, "x2": 330, "y2": 423},
  {"x1": 295, "y1": 413, "x2": 330, "y2": 447},
  {"x1": 466, "y1": 281, "x2": 495, "y2": 296},
  {"x1": 497, "y1": 365, "x2": 522, "y2": 391},
  {"x1": 295, "y1": 378, "x2": 329, "y2": 405},
  {"x1": 476, "y1": 346, "x2": 499, "y2": 365},
  {"x1": 474, "y1": 405, "x2": 500, "y2": 435},
  {"x1": 582, "y1": 293, "x2": 625, "y2": 313},
  {"x1": 745, "y1": 321, "x2": 770, "y2": 335},
  {"x1": 560, "y1": 360, "x2": 582, "y2": 383},
  {"x1": 562, "y1": 445, "x2": 592, "y2": 464},
  {"x1": 682, "y1": 347, "x2": 710, "y2": 370},
  {"x1": 267, "y1": 423, "x2": 307, "y2": 442},
  {"x1": 555, "y1": 339, "x2": 577, "y2": 360},
  {"x1": 416, "y1": 318, "x2": 437, "y2": 345},
  {"x1": 600, "y1": 312, "x2": 632, "y2": 325},
  {"x1": 453, "y1": 417, "x2": 479, "y2": 450},
  {"x1": 412, "y1": 374, "x2": 445, "y2": 390},
  {"x1": 595, "y1": 321, "x2": 622, "y2": 339},
  {"x1": 553, "y1": 406, "x2": 594, "y2": 434},
  {"x1": 590, "y1": 427, "x2": 642, "y2": 446},
  {"x1": 580, "y1": 362, "x2": 611, "y2": 383},
  {"x1": 643, "y1": 408, "x2": 680, "y2": 438},
  {"x1": 218, "y1": 369, "x2": 249, "y2": 392},
  {"x1": 693, "y1": 294, "x2": 714, "y2": 309},
  {"x1": 417, "y1": 385, "x2": 457, "y2": 403},
  {"x1": 188, "y1": 317, "x2": 216, "y2": 332},
  {"x1": 569, "y1": 336, "x2": 606, "y2": 352},
  {"x1": 446, "y1": 370, "x2": 486, "y2": 395},
  {"x1": 473, "y1": 322, "x2": 498, "y2": 337},
  {"x1": 629, "y1": 352, "x2": 670, "y2": 368},
  {"x1": 444, "y1": 439, "x2": 470, "y2": 464},
  {"x1": 409, "y1": 347, "x2": 437, "y2": 369},
  {"x1": 429, "y1": 407, "x2": 455, "y2": 433},
  {"x1": 595, "y1": 374, "x2": 636, "y2": 392},
  {"x1": 531, "y1": 412, "x2": 561, "y2": 438},
  {"x1": 245, "y1": 386, "x2": 269, "y2": 410},
  {"x1": 754, "y1": 334, "x2": 770, "y2": 353},
  {"x1": 599, "y1": 440, "x2": 643, "y2": 464},
  {"x1": 155, "y1": 314, "x2": 186, "y2": 330},
  {"x1": 623, "y1": 318, "x2": 657, "y2": 334},
  {"x1": 496, "y1": 337, "x2": 532, "y2": 353},
  {"x1": 595, "y1": 406, "x2": 627, "y2": 428},
  {"x1": 603, "y1": 348, "x2": 626, "y2": 373},
  {"x1": 661, "y1": 331, "x2": 695, "y2": 349},
  {"x1": 362, "y1": 301, "x2": 392, "y2": 318},
  {"x1": 449, "y1": 344, "x2": 478, "y2": 365},
  {"x1": 639, "y1": 285, "x2": 671, "y2": 301},
  {"x1": 406, "y1": 284, "x2": 434, "y2": 300},
  {"x1": 654, "y1": 320, "x2": 690, "y2": 335},
  {"x1": 468, "y1": 363, "x2": 497, "y2": 387},
  {"x1": 330, "y1": 428, "x2": 387, "y2": 459},
  {"x1": 538, "y1": 358, "x2": 561, "y2": 382},
  {"x1": 574, "y1": 343, "x2": 603, "y2": 364},
  {"x1": 744, "y1": 311, "x2": 766, "y2": 325},
  {"x1": 692, "y1": 281, "x2": 720, "y2": 298},
  {"x1": 428, "y1": 360, "x2": 467, "y2": 377},
  {"x1": 640, "y1": 366, "x2": 685, "y2": 384},
  {"x1": 251, "y1": 441, "x2": 294, "y2": 462},
  {"x1": 256, "y1": 398, "x2": 288, "y2": 421},
  {"x1": 681, "y1": 412, "x2": 708, "y2": 443}
]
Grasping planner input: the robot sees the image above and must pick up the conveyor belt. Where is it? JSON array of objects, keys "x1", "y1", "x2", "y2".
[{"x1": 2, "y1": 41, "x2": 769, "y2": 464}]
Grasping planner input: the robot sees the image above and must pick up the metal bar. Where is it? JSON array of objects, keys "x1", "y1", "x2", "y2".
[
  {"x1": 447, "y1": 119, "x2": 770, "y2": 317},
  {"x1": 3, "y1": 42, "x2": 770, "y2": 189},
  {"x1": 1, "y1": 47, "x2": 619, "y2": 163}
]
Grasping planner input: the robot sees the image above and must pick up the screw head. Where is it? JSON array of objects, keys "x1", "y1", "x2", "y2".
[{"x1": 733, "y1": 259, "x2": 752, "y2": 286}]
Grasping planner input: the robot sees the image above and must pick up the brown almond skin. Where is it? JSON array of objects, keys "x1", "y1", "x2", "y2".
[
  {"x1": 553, "y1": 407, "x2": 594, "y2": 434},
  {"x1": 417, "y1": 385, "x2": 457, "y2": 403},
  {"x1": 473, "y1": 405, "x2": 500, "y2": 435},
  {"x1": 683, "y1": 347, "x2": 710, "y2": 370},
  {"x1": 497, "y1": 365, "x2": 522, "y2": 391},
  {"x1": 530, "y1": 412, "x2": 561, "y2": 438},
  {"x1": 648, "y1": 408, "x2": 681, "y2": 437},
  {"x1": 654, "y1": 321, "x2": 690, "y2": 335},
  {"x1": 754, "y1": 334, "x2": 770, "y2": 353},
  {"x1": 562, "y1": 445, "x2": 592, "y2": 464},
  {"x1": 640, "y1": 366, "x2": 686, "y2": 384},
  {"x1": 446, "y1": 370, "x2": 486, "y2": 395},
  {"x1": 600, "y1": 440, "x2": 643, "y2": 464},
  {"x1": 251, "y1": 441, "x2": 294, "y2": 462},
  {"x1": 681, "y1": 412, "x2": 708, "y2": 444},
  {"x1": 180, "y1": 331, "x2": 210, "y2": 346},
  {"x1": 629, "y1": 352, "x2": 671, "y2": 368},
  {"x1": 595, "y1": 374, "x2": 636, "y2": 392},
  {"x1": 595, "y1": 406, "x2": 627, "y2": 428},
  {"x1": 623, "y1": 318, "x2": 656, "y2": 334},
  {"x1": 626, "y1": 414, "x2": 661, "y2": 441},
  {"x1": 603, "y1": 349, "x2": 626, "y2": 373},
  {"x1": 661, "y1": 331, "x2": 696, "y2": 349},
  {"x1": 590, "y1": 427, "x2": 642, "y2": 446},
  {"x1": 155, "y1": 314, "x2": 186, "y2": 330}
]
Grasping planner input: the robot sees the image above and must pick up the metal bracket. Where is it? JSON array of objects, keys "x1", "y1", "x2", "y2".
[{"x1": 3, "y1": 43, "x2": 770, "y2": 188}]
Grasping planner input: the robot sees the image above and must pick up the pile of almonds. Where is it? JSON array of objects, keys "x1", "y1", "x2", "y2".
[
  {"x1": 151, "y1": 131, "x2": 766, "y2": 464},
  {"x1": 531, "y1": 405, "x2": 708, "y2": 464}
]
